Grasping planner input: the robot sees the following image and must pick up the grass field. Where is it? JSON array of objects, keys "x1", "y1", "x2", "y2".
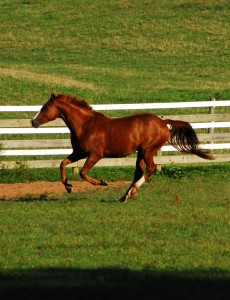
[
  {"x1": 0, "y1": 164, "x2": 230, "y2": 299},
  {"x1": 0, "y1": 175, "x2": 229, "y2": 299},
  {"x1": 0, "y1": 1, "x2": 230, "y2": 299},
  {"x1": 1, "y1": 0, "x2": 230, "y2": 107}
]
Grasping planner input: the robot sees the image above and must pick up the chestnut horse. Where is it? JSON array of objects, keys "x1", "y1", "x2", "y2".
[{"x1": 31, "y1": 93, "x2": 213, "y2": 202}]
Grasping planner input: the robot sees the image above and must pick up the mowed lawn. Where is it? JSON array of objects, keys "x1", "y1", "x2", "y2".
[
  {"x1": 0, "y1": 0, "x2": 230, "y2": 106},
  {"x1": 0, "y1": 165, "x2": 229, "y2": 299}
]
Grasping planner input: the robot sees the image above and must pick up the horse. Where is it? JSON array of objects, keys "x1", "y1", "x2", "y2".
[{"x1": 31, "y1": 93, "x2": 214, "y2": 202}]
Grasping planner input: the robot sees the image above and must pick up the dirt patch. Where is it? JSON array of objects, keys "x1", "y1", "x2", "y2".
[{"x1": 0, "y1": 180, "x2": 130, "y2": 200}]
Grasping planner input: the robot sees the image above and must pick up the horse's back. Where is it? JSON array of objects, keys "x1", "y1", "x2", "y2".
[
  {"x1": 101, "y1": 113, "x2": 169, "y2": 157},
  {"x1": 110, "y1": 113, "x2": 166, "y2": 130}
]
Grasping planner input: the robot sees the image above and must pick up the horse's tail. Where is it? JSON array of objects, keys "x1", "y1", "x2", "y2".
[{"x1": 165, "y1": 119, "x2": 214, "y2": 160}]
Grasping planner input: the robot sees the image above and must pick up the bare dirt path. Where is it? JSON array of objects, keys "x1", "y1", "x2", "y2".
[{"x1": 0, "y1": 180, "x2": 129, "y2": 200}]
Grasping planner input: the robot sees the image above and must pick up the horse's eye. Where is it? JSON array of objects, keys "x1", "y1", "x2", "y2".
[{"x1": 41, "y1": 105, "x2": 48, "y2": 112}]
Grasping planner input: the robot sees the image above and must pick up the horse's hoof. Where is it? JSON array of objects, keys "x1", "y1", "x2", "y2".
[
  {"x1": 100, "y1": 179, "x2": 108, "y2": 186},
  {"x1": 130, "y1": 190, "x2": 138, "y2": 198},
  {"x1": 119, "y1": 195, "x2": 128, "y2": 203},
  {"x1": 65, "y1": 184, "x2": 73, "y2": 193},
  {"x1": 128, "y1": 186, "x2": 138, "y2": 199},
  {"x1": 67, "y1": 186, "x2": 73, "y2": 193}
]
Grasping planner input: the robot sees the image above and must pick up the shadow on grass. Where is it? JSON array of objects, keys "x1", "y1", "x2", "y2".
[
  {"x1": 0, "y1": 193, "x2": 56, "y2": 202},
  {"x1": 0, "y1": 268, "x2": 229, "y2": 300},
  {"x1": 0, "y1": 189, "x2": 123, "y2": 203}
]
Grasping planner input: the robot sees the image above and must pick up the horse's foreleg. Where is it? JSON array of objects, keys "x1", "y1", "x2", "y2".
[
  {"x1": 60, "y1": 152, "x2": 82, "y2": 193},
  {"x1": 80, "y1": 154, "x2": 108, "y2": 186}
]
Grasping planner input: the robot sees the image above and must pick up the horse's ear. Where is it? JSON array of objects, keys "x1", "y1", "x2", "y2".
[{"x1": 50, "y1": 93, "x2": 56, "y2": 102}]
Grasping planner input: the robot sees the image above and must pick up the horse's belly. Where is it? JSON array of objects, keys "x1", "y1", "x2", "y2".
[
  {"x1": 104, "y1": 141, "x2": 138, "y2": 158},
  {"x1": 104, "y1": 151, "x2": 134, "y2": 158}
]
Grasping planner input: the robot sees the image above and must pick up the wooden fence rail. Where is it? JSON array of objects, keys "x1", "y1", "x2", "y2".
[{"x1": 0, "y1": 100, "x2": 230, "y2": 170}]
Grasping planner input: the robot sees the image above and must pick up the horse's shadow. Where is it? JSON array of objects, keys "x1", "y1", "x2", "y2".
[
  {"x1": 0, "y1": 193, "x2": 121, "y2": 203},
  {"x1": 0, "y1": 267, "x2": 229, "y2": 300},
  {"x1": 100, "y1": 199, "x2": 119, "y2": 203}
]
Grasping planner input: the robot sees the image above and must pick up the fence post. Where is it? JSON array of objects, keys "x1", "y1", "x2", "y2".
[
  {"x1": 72, "y1": 161, "x2": 80, "y2": 174},
  {"x1": 208, "y1": 97, "x2": 216, "y2": 133},
  {"x1": 156, "y1": 149, "x2": 162, "y2": 172},
  {"x1": 72, "y1": 167, "x2": 79, "y2": 174},
  {"x1": 208, "y1": 98, "x2": 216, "y2": 149}
]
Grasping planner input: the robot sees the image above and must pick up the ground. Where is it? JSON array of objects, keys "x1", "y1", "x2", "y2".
[{"x1": 0, "y1": 180, "x2": 129, "y2": 200}]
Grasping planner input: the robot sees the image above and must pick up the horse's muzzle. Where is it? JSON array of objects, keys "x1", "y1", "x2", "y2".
[{"x1": 30, "y1": 119, "x2": 40, "y2": 128}]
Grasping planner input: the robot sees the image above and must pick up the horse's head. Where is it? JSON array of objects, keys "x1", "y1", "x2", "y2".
[{"x1": 31, "y1": 93, "x2": 60, "y2": 128}]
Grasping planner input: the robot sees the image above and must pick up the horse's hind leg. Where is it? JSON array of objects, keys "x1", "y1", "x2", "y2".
[
  {"x1": 131, "y1": 152, "x2": 157, "y2": 198},
  {"x1": 120, "y1": 150, "x2": 145, "y2": 202},
  {"x1": 121, "y1": 149, "x2": 157, "y2": 202}
]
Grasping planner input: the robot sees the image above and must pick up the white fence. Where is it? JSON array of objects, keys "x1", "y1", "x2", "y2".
[
  {"x1": 0, "y1": 100, "x2": 230, "y2": 169},
  {"x1": 1, "y1": 100, "x2": 230, "y2": 112}
]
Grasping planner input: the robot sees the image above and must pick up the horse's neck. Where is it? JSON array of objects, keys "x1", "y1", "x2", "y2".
[{"x1": 58, "y1": 103, "x2": 92, "y2": 134}]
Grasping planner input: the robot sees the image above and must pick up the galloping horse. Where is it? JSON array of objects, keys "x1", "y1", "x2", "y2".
[{"x1": 31, "y1": 93, "x2": 213, "y2": 202}]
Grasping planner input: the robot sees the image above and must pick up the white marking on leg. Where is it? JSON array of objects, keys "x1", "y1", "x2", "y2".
[
  {"x1": 134, "y1": 176, "x2": 145, "y2": 188},
  {"x1": 127, "y1": 176, "x2": 145, "y2": 196},
  {"x1": 126, "y1": 177, "x2": 146, "y2": 199}
]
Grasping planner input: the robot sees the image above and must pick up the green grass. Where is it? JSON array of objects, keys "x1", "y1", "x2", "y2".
[
  {"x1": 0, "y1": 163, "x2": 229, "y2": 183},
  {"x1": 0, "y1": 165, "x2": 229, "y2": 299},
  {"x1": 1, "y1": 0, "x2": 230, "y2": 105}
]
